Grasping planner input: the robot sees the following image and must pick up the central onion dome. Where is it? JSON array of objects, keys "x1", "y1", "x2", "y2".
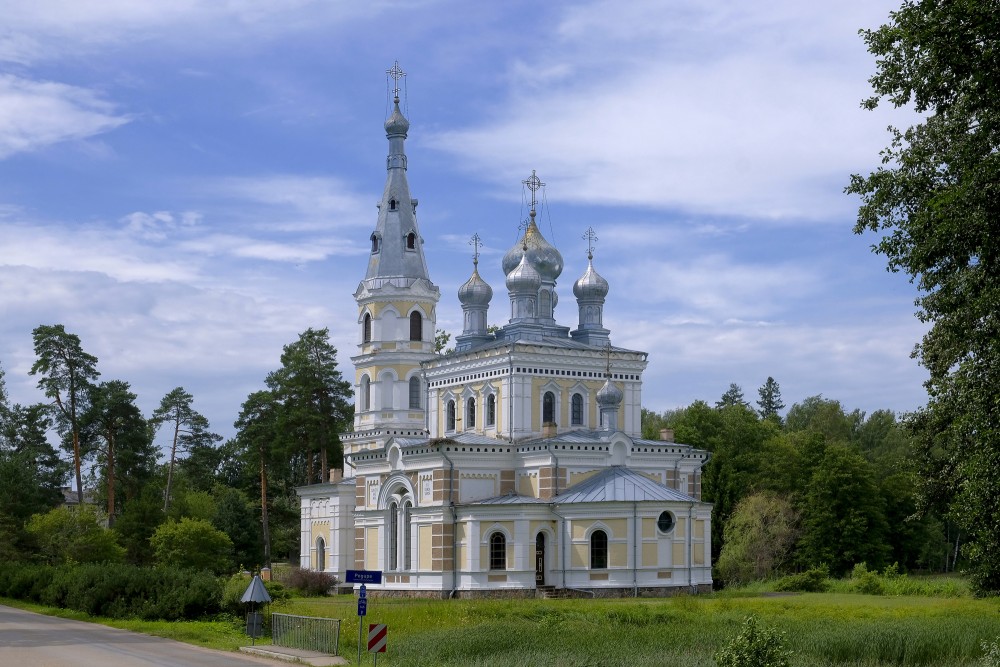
[
  {"x1": 573, "y1": 254, "x2": 609, "y2": 299},
  {"x1": 384, "y1": 97, "x2": 410, "y2": 136},
  {"x1": 596, "y1": 377, "x2": 623, "y2": 406},
  {"x1": 502, "y1": 212, "x2": 563, "y2": 282},
  {"x1": 505, "y1": 250, "x2": 542, "y2": 292},
  {"x1": 458, "y1": 260, "x2": 493, "y2": 306}
]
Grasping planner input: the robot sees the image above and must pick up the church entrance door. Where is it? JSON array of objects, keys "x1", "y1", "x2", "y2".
[{"x1": 535, "y1": 533, "x2": 545, "y2": 586}]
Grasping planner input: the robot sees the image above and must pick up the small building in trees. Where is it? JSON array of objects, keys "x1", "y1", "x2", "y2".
[{"x1": 297, "y1": 64, "x2": 712, "y2": 597}]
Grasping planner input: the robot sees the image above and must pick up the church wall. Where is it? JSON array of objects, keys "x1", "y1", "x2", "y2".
[
  {"x1": 365, "y1": 527, "x2": 379, "y2": 569},
  {"x1": 418, "y1": 524, "x2": 433, "y2": 570}
]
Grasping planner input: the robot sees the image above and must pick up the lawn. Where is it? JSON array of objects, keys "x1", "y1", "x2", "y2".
[{"x1": 5, "y1": 585, "x2": 1000, "y2": 666}]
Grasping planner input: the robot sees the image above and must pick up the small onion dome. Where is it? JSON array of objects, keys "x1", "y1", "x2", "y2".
[
  {"x1": 505, "y1": 252, "x2": 541, "y2": 292},
  {"x1": 458, "y1": 262, "x2": 493, "y2": 306},
  {"x1": 573, "y1": 256, "x2": 609, "y2": 299},
  {"x1": 502, "y1": 216, "x2": 564, "y2": 282},
  {"x1": 384, "y1": 98, "x2": 410, "y2": 136},
  {"x1": 596, "y1": 377, "x2": 623, "y2": 406}
]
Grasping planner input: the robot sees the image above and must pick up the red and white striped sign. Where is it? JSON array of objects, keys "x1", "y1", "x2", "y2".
[{"x1": 368, "y1": 623, "x2": 387, "y2": 653}]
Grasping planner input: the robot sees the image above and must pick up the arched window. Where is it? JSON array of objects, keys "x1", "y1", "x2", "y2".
[
  {"x1": 408, "y1": 376, "x2": 421, "y2": 409},
  {"x1": 360, "y1": 376, "x2": 371, "y2": 412},
  {"x1": 315, "y1": 536, "x2": 326, "y2": 571},
  {"x1": 363, "y1": 313, "x2": 372, "y2": 343},
  {"x1": 486, "y1": 394, "x2": 496, "y2": 427},
  {"x1": 406, "y1": 232, "x2": 416, "y2": 249},
  {"x1": 371, "y1": 234, "x2": 380, "y2": 253},
  {"x1": 389, "y1": 198, "x2": 397, "y2": 211},
  {"x1": 466, "y1": 397, "x2": 476, "y2": 429},
  {"x1": 409, "y1": 311, "x2": 422, "y2": 341},
  {"x1": 543, "y1": 391, "x2": 555, "y2": 424},
  {"x1": 388, "y1": 501, "x2": 398, "y2": 571},
  {"x1": 571, "y1": 393, "x2": 584, "y2": 426},
  {"x1": 402, "y1": 499, "x2": 412, "y2": 570},
  {"x1": 590, "y1": 530, "x2": 608, "y2": 569},
  {"x1": 446, "y1": 400, "x2": 456, "y2": 431},
  {"x1": 489, "y1": 532, "x2": 506, "y2": 570}
]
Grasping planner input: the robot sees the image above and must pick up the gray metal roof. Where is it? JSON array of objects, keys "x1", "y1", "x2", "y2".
[
  {"x1": 469, "y1": 492, "x2": 547, "y2": 505},
  {"x1": 240, "y1": 575, "x2": 272, "y2": 604},
  {"x1": 553, "y1": 466, "x2": 699, "y2": 504}
]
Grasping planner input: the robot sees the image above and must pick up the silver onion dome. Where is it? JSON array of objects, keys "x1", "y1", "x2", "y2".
[
  {"x1": 573, "y1": 256, "x2": 609, "y2": 299},
  {"x1": 502, "y1": 216, "x2": 563, "y2": 282},
  {"x1": 384, "y1": 98, "x2": 410, "y2": 136},
  {"x1": 596, "y1": 377, "x2": 623, "y2": 406},
  {"x1": 458, "y1": 262, "x2": 493, "y2": 306},
  {"x1": 505, "y1": 252, "x2": 542, "y2": 292}
]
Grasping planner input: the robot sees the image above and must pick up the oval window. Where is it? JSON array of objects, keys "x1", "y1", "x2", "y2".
[{"x1": 657, "y1": 511, "x2": 675, "y2": 533}]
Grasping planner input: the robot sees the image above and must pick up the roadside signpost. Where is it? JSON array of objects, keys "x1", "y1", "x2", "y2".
[{"x1": 347, "y1": 571, "x2": 382, "y2": 664}]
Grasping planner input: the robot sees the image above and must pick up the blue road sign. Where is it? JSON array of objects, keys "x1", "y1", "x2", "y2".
[
  {"x1": 346, "y1": 569, "x2": 383, "y2": 584},
  {"x1": 358, "y1": 599, "x2": 367, "y2": 617},
  {"x1": 359, "y1": 584, "x2": 367, "y2": 599}
]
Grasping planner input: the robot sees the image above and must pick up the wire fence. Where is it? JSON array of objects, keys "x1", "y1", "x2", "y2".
[{"x1": 271, "y1": 612, "x2": 341, "y2": 655}]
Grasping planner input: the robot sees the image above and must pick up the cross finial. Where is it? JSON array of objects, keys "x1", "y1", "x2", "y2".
[
  {"x1": 604, "y1": 341, "x2": 613, "y2": 377},
  {"x1": 583, "y1": 227, "x2": 598, "y2": 260},
  {"x1": 387, "y1": 61, "x2": 406, "y2": 100},
  {"x1": 469, "y1": 233, "x2": 482, "y2": 266},
  {"x1": 522, "y1": 170, "x2": 544, "y2": 212}
]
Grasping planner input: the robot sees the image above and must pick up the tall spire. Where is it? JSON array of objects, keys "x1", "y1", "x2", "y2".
[{"x1": 363, "y1": 60, "x2": 431, "y2": 285}]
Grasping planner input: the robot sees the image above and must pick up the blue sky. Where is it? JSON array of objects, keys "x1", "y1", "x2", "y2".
[{"x1": 0, "y1": 0, "x2": 925, "y2": 441}]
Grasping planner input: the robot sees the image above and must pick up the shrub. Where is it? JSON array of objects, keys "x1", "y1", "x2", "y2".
[
  {"x1": 715, "y1": 615, "x2": 792, "y2": 667},
  {"x1": 850, "y1": 562, "x2": 885, "y2": 595},
  {"x1": 150, "y1": 517, "x2": 233, "y2": 574},
  {"x1": 773, "y1": 566, "x2": 829, "y2": 593},
  {"x1": 279, "y1": 567, "x2": 339, "y2": 596},
  {"x1": 25, "y1": 506, "x2": 125, "y2": 565},
  {"x1": 221, "y1": 573, "x2": 290, "y2": 616},
  {"x1": 982, "y1": 636, "x2": 1000, "y2": 667}
]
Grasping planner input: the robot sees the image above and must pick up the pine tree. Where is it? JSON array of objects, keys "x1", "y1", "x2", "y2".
[{"x1": 756, "y1": 377, "x2": 785, "y2": 421}]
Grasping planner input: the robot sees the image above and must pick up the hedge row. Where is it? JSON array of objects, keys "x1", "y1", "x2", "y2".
[{"x1": 0, "y1": 563, "x2": 222, "y2": 620}]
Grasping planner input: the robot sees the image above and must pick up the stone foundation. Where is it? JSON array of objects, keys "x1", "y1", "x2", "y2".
[{"x1": 357, "y1": 584, "x2": 712, "y2": 600}]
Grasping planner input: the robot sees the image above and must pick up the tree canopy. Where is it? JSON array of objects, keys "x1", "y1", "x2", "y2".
[{"x1": 847, "y1": 0, "x2": 1000, "y2": 593}]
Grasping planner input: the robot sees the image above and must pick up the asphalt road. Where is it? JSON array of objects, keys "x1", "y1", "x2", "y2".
[{"x1": 0, "y1": 604, "x2": 286, "y2": 667}]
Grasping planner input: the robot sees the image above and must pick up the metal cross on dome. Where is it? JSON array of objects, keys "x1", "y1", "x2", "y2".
[
  {"x1": 583, "y1": 227, "x2": 599, "y2": 258},
  {"x1": 387, "y1": 61, "x2": 406, "y2": 99},
  {"x1": 469, "y1": 233, "x2": 482, "y2": 265},
  {"x1": 522, "y1": 170, "x2": 545, "y2": 212}
]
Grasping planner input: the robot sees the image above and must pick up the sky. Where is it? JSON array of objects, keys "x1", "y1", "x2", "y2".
[{"x1": 0, "y1": 0, "x2": 926, "y2": 443}]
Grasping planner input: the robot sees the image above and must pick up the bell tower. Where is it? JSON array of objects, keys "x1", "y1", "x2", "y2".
[{"x1": 349, "y1": 61, "x2": 440, "y2": 452}]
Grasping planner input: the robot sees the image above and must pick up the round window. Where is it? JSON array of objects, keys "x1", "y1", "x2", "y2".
[{"x1": 657, "y1": 511, "x2": 675, "y2": 533}]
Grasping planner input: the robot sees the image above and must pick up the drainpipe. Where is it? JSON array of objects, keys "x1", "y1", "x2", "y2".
[
  {"x1": 632, "y1": 501, "x2": 639, "y2": 598},
  {"x1": 439, "y1": 442, "x2": 459, "y2": 598},
  {"x1": 687, "y1": 501, "x2": 695, "y2": 593},
  {"x1": 420, "y1": 365, "x2": 430, "y2": 435}
]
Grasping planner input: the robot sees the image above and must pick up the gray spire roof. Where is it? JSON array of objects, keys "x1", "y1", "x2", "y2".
[{"x1": 363, "y1": 96, "x2": 432, "y2": 286}]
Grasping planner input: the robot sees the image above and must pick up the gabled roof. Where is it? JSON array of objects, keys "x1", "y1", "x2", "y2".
[
  {"x1": 469, "y1": 491, "x2": 547, "y2": 505},
  {"x1": 553, "y1": 466, "x2": 700, "y2": 504}
]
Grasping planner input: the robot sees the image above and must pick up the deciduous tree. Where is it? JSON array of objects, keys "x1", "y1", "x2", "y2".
[{"x1": 846, "y1": 0, "x2": 1000, "y2": 592}]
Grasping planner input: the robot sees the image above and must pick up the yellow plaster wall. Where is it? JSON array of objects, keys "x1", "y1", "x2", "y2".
[
  {"x1": 672, "y1": 542, "x2": 685, "y2": 565},
  {"x1": 694, "y1": 520, "x2": 705, "y2": 539},
  {"x1": 365, "y1": 528, "x2": 379, "y2": 570},
  {"x1": 674, "y1": 519, "x2": 686, "y2": 538},
  {"x1": 642, "y1": 542, "x2": 658, "y2": 567},
  {"x1": 481, "y1": 521, "x2": 515, "y2": 542},
  {"x1": 694, "y1": 543, "x2": 705, "y2": 566},
  {"x1": 603, "y1": 519, "x2": 626, "y2": 537},
  {"x1": 569, "y1": 470, "x2": 597, "y2": 486},
  {"x1": 642, "y1": 518, "x2": 656, "y2": 539},
  {"x1": 418, "y1": 525, "x2": 433, "y2": 570},
  {"x1": 609, "y1": 543, "x2": 627, "y2": 568},
  {"x1": 571, "y1": 543, "x2": 587, "y2": 568},
  {"x1": 519, "y1": 475, "x2": 538, "y2": 497}
]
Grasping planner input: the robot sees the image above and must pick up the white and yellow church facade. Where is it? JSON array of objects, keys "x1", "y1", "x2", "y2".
[{"x1": 298, "y1": 67, "x2": 713, "y2": 597}]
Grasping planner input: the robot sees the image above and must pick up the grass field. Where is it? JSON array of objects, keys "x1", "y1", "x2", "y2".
[{"x1": 6, "y1": 582, "x2": 1000, "y2": 666}]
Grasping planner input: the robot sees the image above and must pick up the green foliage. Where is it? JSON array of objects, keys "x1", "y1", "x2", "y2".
[
  {"x1": 848, "y1": 0, "x2": 1000, "y2": 594},
  {"x1": 756, "y1": 377, "x2": 785, "y2": 422},
  {"x1": 151, "y1": 386, "x2": 222, "y2": 511},
  {"x1": 715, "y1": 615, "x2": 792, "y2": 667},
  {"x1": 773, "y1": 566, "x2": 830, "y2": 593},
  {"x1": 717, "y1": 383, "x2": 749, "y2": 409},
  {"x1": 717, "y1": 492, "x2": 799, "y2": 585},
  {"x1": 0, "y1": 563, "x2": 222, "y2": 620},
  {"x1": 211, "y1": 484, "x2": 262, "y2": 567},
  {"x1": 150, "y1": 517, "x2": 233, "y2": 574},
  {"x1": 220, "y1": 573, "x2": 289, "y2": 615},
  {"x1": 278, "y1": 566, "x2": 338, "y2": 596},
  {"x1": 113, "y1": 483, "x2": 167, "y2": 565},
  {"x1": 26, "y1": 505, "x2": 125, "y2": 564}
]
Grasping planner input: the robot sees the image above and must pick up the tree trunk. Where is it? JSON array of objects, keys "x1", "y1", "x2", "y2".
[
  {"x1": 260, "y1": 452, "x2": 271, "y2": 567},
  {"x1": 72, "y1": 429, "x2": 84, "y2": 507},
  {"x1": 163, "y1": 420, "x2": 179, "y2": 513},
  {"x1": 106, "y1": 433, "x2": 116, "y2": 527}
]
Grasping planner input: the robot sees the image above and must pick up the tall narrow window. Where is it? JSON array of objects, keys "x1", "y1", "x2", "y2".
[
  {"x1": 467, "y1": 397, "x2": 476, "y2": 429},
  {"x1": 363, "y1": 313, "x2": 372, "y2": 343},
  {"x1": 571, "y1": 393, "x2": 583, "y2": 426},
  {"x1": 402, "y1": 499, "x2": 412, "y2": 570},
  {"x1": 315, "y1": 536, "x2": 326, "y2": 571},
  {"x1": 590, "y1": 530, "x2": 608, "y2": 569},
  {"x1": 406, "y1": 232, "x2": 416, "y2": 249},
  {"x1": 409, "y1": 311, "x2": 422, "y2": 341},
  {"x1": 446, "y1": 400, "x2": 456, "y2": 431},
  {"x1": 543, "y1": 391, "x2": 555, "y2": 423},
  {"x1": 486, "y1": 394, "x2": 496, "y2": 426},
  {"x1": 389, "y1": 198, "x2": 397, "y2": 210},
  {"x1": 408, "y1": 376, "x2": 421, "y2": 409},
  {"x1": 360, "y1": 376, "x2": 370, "y2": 411},
  {"x1": 371, "y1": 234, "x2": 380, "y2": 253},
  {"x1": 489, "y1": 532, "x2": 506, "y2": 570},
  {"x1": 388, "y1": 501, "x2": 398, "y2": 571}
]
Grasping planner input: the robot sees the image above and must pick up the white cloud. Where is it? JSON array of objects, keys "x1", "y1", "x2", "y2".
[{"x1": 0, "y1": 75, "x2": 129, "y2": 158}]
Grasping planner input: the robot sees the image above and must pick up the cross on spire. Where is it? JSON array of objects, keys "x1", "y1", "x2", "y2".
[
  {"x1": 387, "y1": 61, "x2": 406, "y2": 100},
  {"x1": 469, "y1": 233, "x2": 482, "y2": 265},
  {"x1": 604, "y1": 341, "x2": 613, "y2": 377},
  {"x1": 522, "y1": 170, "x2": 544, "y2": 212},
  {"x1": 583, "y1": 227, "x2": 598, "y2": 260}
]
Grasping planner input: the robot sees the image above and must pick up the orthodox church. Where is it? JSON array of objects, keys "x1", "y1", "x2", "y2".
[{"x1": 298, "y1": 65, "x2": 713, "y2": 597}]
